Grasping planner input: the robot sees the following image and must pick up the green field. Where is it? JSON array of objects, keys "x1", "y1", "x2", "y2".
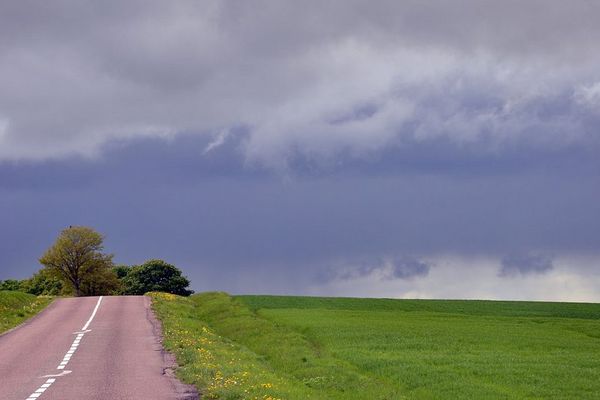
[
  {"x1": 0, "y1": 291, "x2": 52, "y2": 334},
  {"x1": 150, "y1": 292, "x2": 600, "y2": 400}
]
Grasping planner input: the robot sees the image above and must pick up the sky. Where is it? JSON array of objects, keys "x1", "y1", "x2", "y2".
[{"x1": 1, "y1": 1, "x2": 599, "y2": 301}]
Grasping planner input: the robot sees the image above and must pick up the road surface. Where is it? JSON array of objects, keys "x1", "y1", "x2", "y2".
[{"x1": 0, "y1": 296, "x2": 197, "y2": 400}]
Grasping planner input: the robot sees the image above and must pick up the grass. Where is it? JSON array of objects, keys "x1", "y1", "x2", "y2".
[
  {"x1": 150, "y1": 292, "x2": 600, "y2": 399},
  {"x1": 0, "y1": 290, "x2": 52, "y2": 334},
  {"x1": 150, "y1": 292, "x2": 399, "y2": 399},
  {"x1": 237, "y1": 295, "x2": 600, "y2": 319}
]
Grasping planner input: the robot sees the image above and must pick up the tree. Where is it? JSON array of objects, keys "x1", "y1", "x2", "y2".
[
  {"x1": 39, "y1": 226, "x2": 116, "y2": 296},
  {"x1": 0, "y1": 279, "x2": 26, "y2": 291},
  {"x1": 80, "y1": 266, "x2": 122, "y2": 296},
  {"x1": 121, "y1": 259, "x2": 193, "y2": 296},
  {"x1": 112, "y1": 265, "x2": 131, "y2": 279},
  {"x1": 21, "y1": 269, "x2": 66, "y2": 296}
]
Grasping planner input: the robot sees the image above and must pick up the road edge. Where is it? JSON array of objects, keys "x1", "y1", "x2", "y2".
[{"x1": 144, "y1": 295, "x2": 200, "y2": 400}]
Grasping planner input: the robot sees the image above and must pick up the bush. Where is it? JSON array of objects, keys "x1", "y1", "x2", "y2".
[
  {"x1": 113, "y1": 265, "x2": 131, "y2": 279},
  {"x1": 121, "y1": 259, "x2": 193, "y2": 296},
  {"x1": 0, "y1": 279, "x2": 26, "y2": 292},
  {"x1": 22, "y1": 269, "x2": 66, "y2": 296},
  {"x1": 79, "y1": 267, "x2": 122, "y2": 296}
]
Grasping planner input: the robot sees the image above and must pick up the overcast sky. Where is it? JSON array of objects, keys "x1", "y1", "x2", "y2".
[{"x1": 1, "y1": 1, "x2": 599, "y2": 301}]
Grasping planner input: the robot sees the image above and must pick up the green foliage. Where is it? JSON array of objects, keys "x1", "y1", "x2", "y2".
[
  {"x1": 39, "y1": 226, "x2": 116, "y2": 296},
  {"x1": 20, "y1": 269, "x2": 67, "y2": 296},
  {"x1": 0, "y1": 269, "x2": 69, "y2": 296},
  {"x1": 0, "y1": 291, "x2": 52, "y2": 334},
  {"x1": 80, "y1": 266, "x2": 122, "y2": 296},
  {"x1": 121, "y1": 259, "x2": 193, "y2": 296},
  {"x1": 112, "y1": 265, "x2": 131, "y2": 279},
  {"x1": 0, "y1": 279, "x2": 27, "y2": 292}
]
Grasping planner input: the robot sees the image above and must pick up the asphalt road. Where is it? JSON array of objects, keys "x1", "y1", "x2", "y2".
[{"x1": 0, "y1": 296, "x2": 197, "y2": 400}]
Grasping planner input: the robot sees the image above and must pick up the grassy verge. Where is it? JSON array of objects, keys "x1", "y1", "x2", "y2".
[
  {"x1": 0, "y1": 290, "x2": 52, "y2": 334},
  {"x1": 149, "y1": 292, "x2": 399, "y2": 400},
  {"x1": 151, "y1": 292, "x2": 600, "y2": 399}
]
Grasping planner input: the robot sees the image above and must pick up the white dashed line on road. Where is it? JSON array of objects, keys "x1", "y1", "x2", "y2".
[
  {"x1": 25, "y1": 378, "x2": 55, "y2": 400},
  {"x1": 25, "y1": 296, "x2": 103, "y2": 400}
]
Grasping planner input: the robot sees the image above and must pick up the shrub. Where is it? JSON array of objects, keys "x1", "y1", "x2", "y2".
[{"x1": 121, "y1": 259, "x2": 193, "y2": 296}]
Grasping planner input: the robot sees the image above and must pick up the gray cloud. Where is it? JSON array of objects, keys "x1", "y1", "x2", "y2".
[
  {"x1": 1, "y1": 1, "x2": 600, "y2": 166},
  {"x1": 390, "y1": 258, "x2": 431, "y2": 280},
  {"x1": 499, "y1": 254, "x2": 554, "y2": 277},
  {"x1": 315, "y1": 255, "x2": 600, "y2": 302},
  {"x1": 334, "y1": 256, "x2": 431, "y2": 282},
  {"x1": 0, "y1": 134, "x2": 598, "y2": 298}
]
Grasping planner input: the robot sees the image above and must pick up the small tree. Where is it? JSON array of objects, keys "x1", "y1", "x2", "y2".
[
  {"x1": 0, "y1": 279, "x2": 26, "y2": 291},
  {"x1": 80, "y1": 266, "x2": 122, "y2": 296},
  {"x1": 121, "y1": 259, "x2": 193, "y2": 296},
  {"x1": 39, "y1": 226, "x2": 115, "y2": 296},
  {"x1": 22, "y1": 269, "x2": 66, "y2": 296},
  {"x1": 112, "y1": 265, "x2": 131, "y2": 279}
]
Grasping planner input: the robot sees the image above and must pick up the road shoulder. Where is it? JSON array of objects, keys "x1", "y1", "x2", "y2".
[{"x1": 145, "y1": 295, "x2": 199, "y2": 400}]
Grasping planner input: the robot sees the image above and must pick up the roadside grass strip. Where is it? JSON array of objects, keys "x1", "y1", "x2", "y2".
[
  {"x1": 149, "y1": 291, "x2": 400, "y2": 400},
  {"x1": 0, "y1": 291, "x2": 52, "y2": 335}
]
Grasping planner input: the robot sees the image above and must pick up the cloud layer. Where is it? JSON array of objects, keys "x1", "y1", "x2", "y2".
[
  {"x1": 1, "y1": 1, "x2": 600, "y2": 166},
  {"x1": 0, "y1": 133, "x2": 598, "y2": 300}
]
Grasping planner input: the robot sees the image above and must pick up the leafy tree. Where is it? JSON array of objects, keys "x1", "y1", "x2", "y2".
[
  {"x1": 80, "y1": 266, "x2": 121, "y2": 296},
  {"x1": 21, "y1": 269, "x2": 66, "y2": 296},
  {"x1": 39, "y1": 226, "x2": 116, "y2": 296},
  {"x1": 121, "y1": 259, "x2": 193, "y2": 296},
  {"x1": 112, "y1": 265, "x2": 131, "y2": 279},
  {"x1": 0, "y1": 279, "x2": 26, "y2": 291}
]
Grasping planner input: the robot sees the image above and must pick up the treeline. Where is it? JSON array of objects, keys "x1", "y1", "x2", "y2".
[{"x1": 0, "y1": 226, "x2": 193, "y2": 297}]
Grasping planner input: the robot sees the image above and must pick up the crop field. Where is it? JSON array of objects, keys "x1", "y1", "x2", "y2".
[
  {"x1": 151, "y1": 292, "x2": 600, "y2": 399},
  {"x1": 0, "y1": 291, "x2": 51, "y2": 334}
]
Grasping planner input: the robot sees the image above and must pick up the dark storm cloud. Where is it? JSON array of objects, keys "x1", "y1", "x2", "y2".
[
  {"x1": 390, "y1": 259, "x2": 430, "y2": 280},
  {"x1": 499, "y1": 254, "x2": 554, "y2": 277},
  {"x1": 333, "y1": 256, "x2": 431, "y2": 282},
  {"x1": 0, "y1": 134, "x2": 598, "y2": 295}
]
